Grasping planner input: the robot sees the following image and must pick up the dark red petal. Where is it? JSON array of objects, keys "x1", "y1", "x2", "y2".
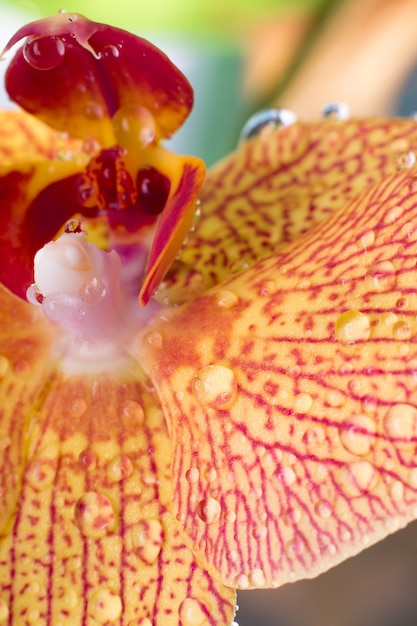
[
  {"x1": 0, "y1": 162, "x2": 87, "y2": 299},
  {"x1": 2, "y1": 13, "x2": 193, "y2": 143}
]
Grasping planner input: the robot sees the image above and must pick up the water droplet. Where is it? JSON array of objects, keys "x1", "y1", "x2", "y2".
[
  {"x1": 252, "y1": 524, "x2": 268, "y2": 539},
  {"x1": 384, "y1": 403, "x2": 417, "y2": 449},
  {"x1": 204, "y1": 467, "x2": 218, "y2": 482},
  {"x1": 197, "y1": 497, "x2": 221, "y2": 524},
  {"x1": 79, "y1": 448, "x2": 97, "y2": 471},
  {"x1": 393, "y1": 321, "x2": 412, "y2": 340},
  {"x1": 192, "y1": 364, "x2": 238, "y2": 409},
  {"x1": 337, "y1": 460, "x2": 378, "y2": 497},
  {"x1": 321, "y1": 102, "x2": 350, "y2": 119},
  {"x1": 315, "y1": 500, "x2": 333, "y2": 518},
  {"x1": 294, "y1": 393, "x2": 313, "y2": 413},
  {"x1": 364, "y1": 261, "x2": 396, "y2": 292},
  {"x1": 384, "y1": 205, "x2": 404, "y2": 223},
  {"x1": 393, "y1": 151, "x2": 416, "y2": 170},
  {"x1": 258, "y1": 279, "x2": 276, "y2": 296},
  {"x1": 234, "y1": 574, "x2": 250, "y2": 589},
  {"x1": 284, "y1": 507, "x2": 302, "y2": 525},
  {"x1": 112, "y1": 105, "x2": 156, "y2": 149},
  {"x1": 239, "y1": 108, "x2": 297, "y2": 142},
  {"x1": 326, "y1": 389, "x2": 345, "y2": 407},
  {"x1": 131, "y1": 519, "x2": 164, "y2": 564},
  {"x1": 396, "y1": 297, "x2": 408, "y2": 309},
  {"x1": 249, "y1": 568, "x2": 266, "y2": 586},
  {"x1": 286, "y1": 537, "x2": 305, "y2": 557},
  {"x1": 280, "y1": 466, "x2": 296, "y2": 486},
  {"x1": 179, "y1": 598, "x2": 208, "y2": 626},
  {"x1": 335, "y1": 310, "x2": 371, "y2": 344},
  {"x1": 0, "y1": 598, "x2": 9, "y2": 621},
  {"x1": 102, "y1": 44, "x2": 120, "y2": 59},
  {"x1": 25, "y1": 456, "x2": 58, "y2": 490},
  {"x1": 23, "y1": 35, "x2": 65, "y2": 70},
  {"x1": 339, "y1": 414, "x2": 376, "y2": 456},
  {"x1": 74, "y1": 491, "x2": 116, "y2": 538},
  {"x1": 302, "y1": 425, "x2": 325, "y2": 448},
  {"x1": 357, "y1": 229, "x2": 375, "y2": 252},
  {"x1": 185, "y1": 467, "x2": 200, "y2": 483},
  {"x1": 389, "y1": 480, "x2": 405, "y2": 501},
  {"x1": 0, "y1": 355, "x2": 9, "y2": 378},
  {"x1": 84, "y1": 101, "x2": 105, "y2": 120},
  {"x1": 79, "y1": 277, "x2": 107, "y2": 304},
  {"x1": 143, "y1": 331, "x2": 163, "y2": 350},
  {"x1": 87, "y1": 589, "x2": 122, "y2": 623},
  {"x1": 107, "y1": 455, "x2": 133, "y2": 482},
  {"x1": 71, "y1": 398, "x2": 87, "y2": 418},
  {"x1": 123, "y1": 400, "x2": 145, "y2": 424}
]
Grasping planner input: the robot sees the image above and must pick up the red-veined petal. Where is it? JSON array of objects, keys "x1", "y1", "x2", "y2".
[
  {"x1": 0, "y1": 288, "x2": 235, "y2": 624},
  {"x1": 3, "y1": 13, "x2": 194, "y2": 144},
  {"x1": 161, "y1": 117, "x2": 417, "y2": 304},
  {"x1": 141, "y1": 167, "x2": 417, "y2": 589}
]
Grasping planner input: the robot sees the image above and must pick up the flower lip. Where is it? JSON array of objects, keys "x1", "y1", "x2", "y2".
[{"x1": 2, "y1": 12, "x2": 194, "y2": 144}]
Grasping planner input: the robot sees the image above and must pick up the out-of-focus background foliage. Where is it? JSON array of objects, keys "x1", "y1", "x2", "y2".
[{"x1": 2, "y1": 0, "x2": 417, "y2": 624}]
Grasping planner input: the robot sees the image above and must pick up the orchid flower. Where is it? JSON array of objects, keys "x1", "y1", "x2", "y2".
[{"x1": 2, "y1": 11, "x2": 417, "y2": 626}]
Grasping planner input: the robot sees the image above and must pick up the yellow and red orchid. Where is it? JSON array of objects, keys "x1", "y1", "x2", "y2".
[{"x1": 3, "y1": 10, "x2": 417, "y2": 626}]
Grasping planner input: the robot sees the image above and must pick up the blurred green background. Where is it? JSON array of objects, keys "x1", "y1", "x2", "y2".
[{"x1": 2, "y1": 2, "x2": 417, "y2": 625}]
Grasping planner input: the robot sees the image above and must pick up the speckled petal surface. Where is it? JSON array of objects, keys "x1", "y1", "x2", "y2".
[
  {"x1": 161, "y1": 118, "x2": 417, "y2": 304},
  {"x1": 141, "y1": 167, "x2": 417, "y2": 590},
  {"x1": 0, "y1": 295, "x2": 235, "y2": 624}
]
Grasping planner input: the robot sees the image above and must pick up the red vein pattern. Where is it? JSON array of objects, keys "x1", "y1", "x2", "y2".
[
  {"x1": 0, "y1": 289, "x2": 235, "y2": 625},
  {"x1": 160, "y1": 118, "x2": 417, "y2": 305},
  {"x1": 142, "y1": 167, "x2": 417, "y2": 589}
]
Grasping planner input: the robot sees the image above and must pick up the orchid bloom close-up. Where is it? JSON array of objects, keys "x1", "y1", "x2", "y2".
[{"x1": 3, "y1": 10, "x2": 417, "y2": 626}]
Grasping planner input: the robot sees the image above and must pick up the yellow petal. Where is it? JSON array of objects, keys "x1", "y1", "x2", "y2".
[
  {"x1": 141, "y1": 166, "x2": 417, "y2": 590},
  {"x1": 0, "y1": 291, "x2": 235, "y2": 624},
  {"x1": 161, "y1": 117, "x2": 417, "y2": 304}
]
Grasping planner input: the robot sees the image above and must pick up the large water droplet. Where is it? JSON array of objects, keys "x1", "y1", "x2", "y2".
[
  {"x1": 249, "y1": 568, "x2": 266, "y2": 586},
  {"x1": 185, "y1": 467, "x2": 200, "y2": 483},
  {"x1": 197, "y1": 497, "x2": 221, "y2": 524},
  {"x1": 337, "y1": 460, "x2": 378, "y2": 497},
  {"x1": 335, "y1": 310, "x2": 371, "y2": 344},
  {"x1": 79, "y1": 277, "x2": 107, "y2": 304},
  {"x1": 74, "y1": 491, "x2": 116, "y2": 538},
  {"x1": 79, "y1": 448, "x2": 97, "y2": 471},
  {"x1": 215, "y1": 290, "x2": 239, "y2": 308},
  {"x1": 25, "y1": 457, "x2": 58, "y2": 491},
  {"x1": 384, "y1": 403, "x2": 417, "y2": 449},
  {"x1": 339, "y1": 414, "x2": 376, "y2": 456},
  {"x1": 131, "y1": 519, "x2": 164, "y2": 565},
  {"x1": 192, "y1": 364, "x2": 238, "y2": 409},
  {"x1": 107, "y1": 454, "x2": 133, "y2": 482},
  {"x1": 364, "y1": 261, "x2": 397, "y2": 292},
  {"x1": 123, "y1": 400, "x2": 145, "y2": 424},
  {"x1": 321, "y1": 102, "x2": 350, "y2": 119},
  {"x1": 239, "y1": 108, "x2": 297, "y2": 142},
  {"x1": 23, "y1": 35, "x2": 65, "y2": 70},
  {"x1": 112, "y1": 104, "x2": 156, "y2": 149},
  {"x1": 302, "y1": 425, "x2": 325, "y2": 448},
  {"x1": 179, "y1": 598, "x2": 208, "y2": 626},
  {"x1": 87, "y1": 589, "x2": 122, "y2": 623},
  {"x1": 294, "y1": 393, "x2": 313, "y2": 413}
]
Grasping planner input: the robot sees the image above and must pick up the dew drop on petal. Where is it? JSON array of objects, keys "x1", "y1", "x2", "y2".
[
  {"x1": 249, "y1": 568, "x2": 266, "y2": 587},
  {"x1": 79, "y1": 449, "x2": 97, "y2": 471},
  {"x1": 74, "y1": 491, "x2": 116, "y2": 538},
  {"x1": 393, "y1": 321, "x2": 412, "y2": 340},
  {"x1": 357, "y1": 229, "x2": 375, "y2": 252},
  {"x1": 389, "y1": 480, "x2": 405, "y2": 502},
  {"x1": 79, "y1": 277, "x2": 107, "y2": 304},
  {"x1": 239, "y1": 108, "x2": 297, "y2": 142},
  {"x1": 0, "y1": 355, "x2": 9, "y2": 378},
  {"x1": 143, "y1": 331, "x2": 163, "y2": 350},
  {"x1": 393, "y1": 151, "x2": 416, "y2": 170},
  {"x1": 179, "y1": 598, "x2": 208, "y2": 626},
  {"x1": 130, "y1": 519, "x2": 164, "y2": 565},
  {"x1": 294, "y1": 393, "x2": 313, "y2": 413},
  {"x1": 112, "y1": 105, "x2": 156, "y2": 149},
  {"x1": 339, "y1": 414, "x2": 376, "y2": 456},
  {"x1": 25, "y1": 457, "x2": 58, "y2": 491},
  {"x1": 364, "y1": 261, "x2": 397, "y2": 292},
  {"x1": 335, "y1": 310, "x2": 371, "y2": 344},
  {"x1": 123, "y1": 400, "x2": 145, "y2": 424},
  {"x1": 337, "y1": 460, "x2": 378, "y2": 497},
  {"x1": 0, "y1": 599, "x2": 9, "y2": 621},
  {"x1": 185, "y1": 467, "x2": 200, "y2": 483},
  {"x1": 87, "y1": 589, "x2": 122, "y2": 623},
  {"x1": 107, "y1": 455, "x2": 133, "y2": 482},
  {"x1": 197, "y1": 497, "x2": 221, "y2": 524},
  {"x1": 321, "y1": 102, "x2": 350, "y2": 119},
  {"x1": 315, "y1": 500, "x2": 333, "y2": 518},
  {"x1": 302, "y1": 425, "x2": 325, "y2": 448},
  {"x1": 192, "y1": 364, "x2": 238, "y2": 409},
  {"x1": 23, "y1": 35, "x2": 65, "y2": 70},
  {"x1": 384, "y1": 403, "x2": 417, "y2": 449},
  {"x1": 215, "y1": 290, "x2": 239, "y2": 308}
]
